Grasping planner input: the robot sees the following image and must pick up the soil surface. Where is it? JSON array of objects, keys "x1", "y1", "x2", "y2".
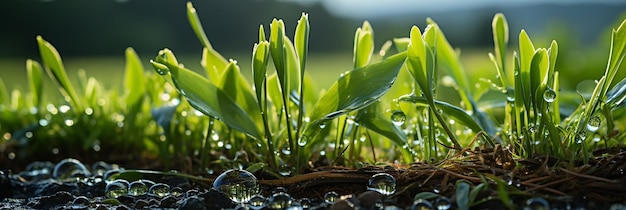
[{"x1": 2, "y1": 146, "x2": 626, "y2": 209}]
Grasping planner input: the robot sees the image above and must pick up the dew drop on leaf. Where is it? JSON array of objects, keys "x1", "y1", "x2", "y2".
[
  {"x1": 506, "y1": 89, "x2": 515, "y2": 102},
  {"x1": 367, "y1": 173, "x2": 397, "y2": 195},
  {"x1": 390, "y1": 110, "x2": 406, "y2": 126},
  {"x1": 543, "y1": 89, "x2": 556, "y2": 103},
  {"x1": 586, "y1": 116, "x2": 601, "y2": 132}
]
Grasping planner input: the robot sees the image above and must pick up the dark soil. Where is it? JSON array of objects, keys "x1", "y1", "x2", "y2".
[{"x1": 1, "y1": 146, "x2": 626, "y2": 209}]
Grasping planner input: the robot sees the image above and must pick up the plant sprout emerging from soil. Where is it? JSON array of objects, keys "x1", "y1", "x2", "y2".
[{"x1": 1, "y1": 1, "x2": 626, "y2": 199}]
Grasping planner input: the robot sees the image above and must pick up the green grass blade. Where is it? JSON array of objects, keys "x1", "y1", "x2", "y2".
[
  {"x1": 124, "y1": 47, "x2": 145, "y2": 107},
  {"x1": 307, "y1": 52, "x2": 407, "y2": 129},
  {"x1": 284, "y1": 36, "x2": 302, "y2": 98},
  {"x1": 530, "y1": 48, "x2": 549, "y2": 109},
  {"x1": 152, "y1": 49, "x2": 262, "y2": 140},
  {"x1": 187, "y1": 2, "x2": 228, "y2": 82},
  {"x1": 353, "y1": 21, "x2": 374, "y2": 68},
  {"x1": 0, "y1": 78, "x2": 6, "y2": 105},
  {"x1": 355, "y1": 100, "x2": 413, "y2": 163},
  {"x1": 492, "y1": 13, "x2": 509, "y2": 87},
  {"x1": 518, "y1": 30, "x2": 535, "y2": 112},
  {"x1": 26, "y1": 59, "x2": 43, "y2": 108},
  {"x1": 36, "y1": 36, "x2": 83, "y2": 111},
  {"x1": 603, "y1": 18, "x2": 626, "y2": 96}
]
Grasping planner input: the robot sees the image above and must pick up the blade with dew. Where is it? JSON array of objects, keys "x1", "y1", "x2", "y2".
[
  {"x1": 124, "y1": 47, "x2": 145, "y2": 108},
  {"x1": 36, "y1": 36, "x2": 83, "y2": 111}
]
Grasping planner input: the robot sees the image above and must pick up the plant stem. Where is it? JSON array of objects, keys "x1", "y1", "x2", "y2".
[{"x1": 200, "y1": 117, "x2": 214, "y2": 170}]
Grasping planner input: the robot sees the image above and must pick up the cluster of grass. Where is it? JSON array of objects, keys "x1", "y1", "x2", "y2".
[{"x1": 2, "y1": 2, "x2": 626, "y2": 179}]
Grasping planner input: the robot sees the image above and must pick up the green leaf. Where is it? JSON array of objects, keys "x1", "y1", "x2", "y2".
[
  {"x1": 283, "y1": 36, "x2": 302, "y2": 97},
  {"x1": 604, "y1": 17, "x2": 626, "y2": 95},
  {"x1": 530, "y1": 48, "x2": 549, "y2": 107},
  {"x1": 354, "y1": 21, "x2": 374, "y2": 68},
  {"x1": 397, "y1": 95, "x2": 485, "y2": 133},
  {"x1": 218, "y1": 60, "x2": 263, "y2": 130},
  {"x1": 393, "y1": 37, "x2": 410, "y2": 52},
  {"x1": 26, "y1": 59, "x2": 43, "y2": 107},
  {"x1": 307, "y1": 52, "x2": 407, "y2": 128},
  {"x1": 187, "y1": 2, "x2": 228, "y2": 83},
  {"x1": 456, "y1": 180, "x2": 470, "y2": 210},
  {"x1": 124, "y1": 47, "x2": 145, "y2": 107},
  {"x1": 518, "y1": 31, "x2": 535, "y2": 111},
  {"x1": 152, "y1": 49, "x2": 262, "y2": 140},
  {"x1": 295, "y1": 13, "x2": 310, "y2": 72},
  {"x1": 258, "y1": 24, "x2": 266, "y2": 42},
  {"x1": 270, "y1": 18, "x2": 286, "y2": 91},
  {"x1": 355, "y1": 100, "x2": 412, "y2": 163},
  {"x1": 413, "y1": 192, "x2": 440, "y2": 200},
  {"x1": 245, "y1": 162, "x2": 266, "y2": 173},
  {"x1": 36, "y1": 36, "x2": 83, "y2": 111},
  {"x1": 406, "y1": 26, "x2": 430, "y2": 99},
  {"x1": 252, "y1": 41, "x2": 270, "y2": 108},
  {"x1": 492, "y1": 13, "x2": 509, "y2": 87}
]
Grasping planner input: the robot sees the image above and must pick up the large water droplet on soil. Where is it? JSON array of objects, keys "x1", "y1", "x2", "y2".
[
  {"x1": 212, "y1": 169, "x2": 260, "y2": 203},
  {"x1": 543, "y1": 89, "x2": 556, "y2": 103},
  {"x1": 148, "y1": 183, "x2": 171, "y2": 197},
  {"x1": 248, "y1": 195, "x2": 266, "y2": 209},
  {"x1": 434, "y1": 197, "x2": 451, "y2": 210},
  {"x1": 128, "y1": 180, "x2": 149, "y2": 196},
  {"x1": 324, "y1": 191, "x2": 339, "y2": 204},
  {"x1": 367, "y1": 173, "x2": 397, "y2": 195},
  {"x1": 525, "y1": 197, "x2": 550, "y2": 210},
  {"x1": 586, "y1": 116, "x2": 601, "y2": 132},
  {"x1": 71, "y1": 196, "x2": 90, "y2": 209},
  {"x1": 411, "y1": 198, "x2": 434, "y2": 210},
  {"x1": 268, "y1": 192, "x2": 292, "y2": 209},
  {"x1": 390, "y1": 110, "x2": 406, "y2": 126},
  {"x1": 278, "y1": 165, "x2": 292, "y2": 177},
  {"x1": 52, "y1": 158, "x2": 91, "y2": 181},
  {"x1": 105, "y1": 180, "x2": 129, "y2": 198}
]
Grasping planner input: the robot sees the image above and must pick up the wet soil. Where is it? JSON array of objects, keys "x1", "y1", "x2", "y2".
[{"x1": 1, "y1": 146, "x2": 626, "y2": 209}]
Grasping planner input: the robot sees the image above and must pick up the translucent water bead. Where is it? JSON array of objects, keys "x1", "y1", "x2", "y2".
[
  {"x1": 105, "y1": 180, "x2": 129, "y2": 198},
  {"x1": 148, "y1": 183, "x2": 171, "y2": 197},
  {"x1": 128, "y1": 180, "x2": 150, "y2": 196},
  {"x1": 268, "y1": 192, "x2": 293, "y2": 209},
  {"x1": 367, "y1": 173, "x2": 397, "y2": 195},
  {"x1": 52, "y1": 158, "x2": 91, "y2": 180},
  {"x1": 212, "y1": 169, "x2": 260, "y2": 203}
]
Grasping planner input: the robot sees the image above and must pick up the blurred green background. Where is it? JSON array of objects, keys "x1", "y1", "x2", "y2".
[{"x1": 1, "y1": 0, "x2": 626, "y2": 92}]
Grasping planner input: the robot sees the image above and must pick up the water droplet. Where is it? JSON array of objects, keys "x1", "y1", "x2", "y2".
[
  {"x1": 586, "y1": 116, "x2": 601, "y2": 132},
  {"x1": 268, "y1": 192, "x2": 292, "y2": 209},
  {"x1": 434, "y1": 197, "x2": 451, "y2": 210},
  {"x1": 72, "y1": 196, "x2": 90, "y2": 208},
  {"x1": 506, "y1": 89, "x2": 515, "y2": 102},
  {"x1": 324, "y1": 191, "x2": 339, "y2": 204},
  {"x1": 576, "y1": 131, "x2": 587, "y2": 144},
  {"x1": 525, "y1": 197, "x2": 550, "y2": 210},
  {"x1": 412, "y1": 199, "x2": 434, "y2": 210},
  {"x1": 128, "y1": 180, "x2": 149, "y2": 196},
  {"x1": 529, "y1": 125, "x2": 536, "y2": 133},
  {"x1": 170, "y1": 187, "x2": 184, "y2": 197},
  {"x1": 281, "y1": 145, "x2": 291, "y2": 155},
  {"x1": 390, "y1": 110, "x2": 406, "y2": 126},
  {"x1": 106, "y1": 180, "x2": 129, "y2": 198},
  {"x1": 297, "y1": 136, "x2": 308, "y2": 147},
  {"x1": 319, "y1": 123, "x2": 326, "y2": 129},
  {"x1": 299, "y1": 198, "x2": 312, "y2": 209},
  {"x1": 148, "y1": 183, "x2": 171, "y2": 197},
  {"x1": 52, "y1": 158, "x2": 91, "y2": 181},
  {"x1": 279, "y1": 165, "x2": 292, "y2": 177},
  {"x1": 249, "y1": 195, "x2": 266, "y2": 209},
  {"x1": 543, "y1": 89, "x2": 556, "y2": 103},
  {"x1": 367, "y1": 173, "x2": 397, "y2": 195},
  {"x1": 212, "y1": 169, "x2": 260, "y2": 203},
  {"x1": 610, "y1": 203, "x2": 625, "y2": 210}
]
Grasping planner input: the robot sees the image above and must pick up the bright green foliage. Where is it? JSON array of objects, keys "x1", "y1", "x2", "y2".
[
  {"x1": 151, "y1": 49, "x2": 263, "y2": 141},
  {"x1": 3, "y1": 2, "x2": 626, "y2": 178},
  {"x1": 37, "y1": 36, "x2": 83, "y2": 111}
]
